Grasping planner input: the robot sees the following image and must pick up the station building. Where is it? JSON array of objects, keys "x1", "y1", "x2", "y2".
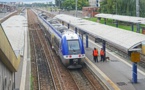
[
  {"x1": 0, "y1": 11, "x2": 25, "y2": 90},
  {"x1": 83, "y1": 0, "x2": 103, "y2": 17},
  {"x1": 0, "y1": 2, "x2": 16, "y2": 13},
  {"x1": 89, "y1": 0, "x2": 102, "y2": 7}
]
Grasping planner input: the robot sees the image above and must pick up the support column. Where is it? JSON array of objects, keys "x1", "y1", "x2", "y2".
[
  {"x1": 131, "y1": 52, "x2": 140, "y2": 83},
  {"x1": 104, "y1": 18, "x2": 106, "y2": 25},
  {"x1": 136, "y1": 24, "x2": 140, "y2": 33},
  {"x1": 75, "y1": 27, "x2": 77, "y2": 34},
  {"x1": 68, "y1": 24, "x2": 69, "y2": 29},
  {"x1": 102, "y1": 40, "x2": 106, "y2": 58},
  {"x1": 131, "y1": 23, "x2": 134, "y2": 31},
  {"x1": 62, "y1": 21, "x2": 64, "y2": 25},
  {"x1": 86, "y1": 34, "x2": 88, "y2": 48},
  {"x1": 81, "y1": 32, "x2": 83, "y2": 43},
  {"x1": 132, "y1": 62, "x2": 137, "y2": 83},
  {"x1": 116, "y1": 20, "x2": 118, "y2": 27},
  {"x1": 97, "y1": 17, "x2": 101, "y2": 23}
]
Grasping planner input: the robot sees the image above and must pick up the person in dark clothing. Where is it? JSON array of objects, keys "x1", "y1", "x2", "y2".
[
  {"x1": 100, "y1": 48, "x2": 105, "y2": 62},
  {"x1": 93, "y1": 48, "x2": 98, "y2": 62}
]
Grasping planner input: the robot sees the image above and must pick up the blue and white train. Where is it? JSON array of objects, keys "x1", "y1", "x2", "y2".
[{"x1": 38, "y1": 13, "x2": 85, "y2": 69}]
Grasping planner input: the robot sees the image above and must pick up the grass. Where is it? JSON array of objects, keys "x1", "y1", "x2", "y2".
[
  {"x1": 31, "y1": 75, "x2": 33, "y2": 90},
  {"x1": 85, "y1": 17, "x2": 145, "y2": 33}
]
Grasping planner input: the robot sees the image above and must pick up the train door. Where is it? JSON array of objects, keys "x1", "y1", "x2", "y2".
[{"x1": 51, "y1": 34, "x2": 54, "y2": 49}]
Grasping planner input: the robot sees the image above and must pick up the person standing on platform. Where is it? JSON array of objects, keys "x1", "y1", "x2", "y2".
[
  {"x1": 100, "y1": 48, "x2": 105, "y2": 62},
  {"x1": 93, "y1": 48, "x2": 98, "y2": 62}
]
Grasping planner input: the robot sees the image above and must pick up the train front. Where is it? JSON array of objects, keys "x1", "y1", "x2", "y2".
[{"x1": 61, "y1": 32, "x2": 85, "y2": 69}]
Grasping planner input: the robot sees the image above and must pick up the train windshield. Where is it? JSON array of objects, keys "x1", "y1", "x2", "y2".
[{"x1": 67, "y1": 40, "x2": 81, "y2": 54}]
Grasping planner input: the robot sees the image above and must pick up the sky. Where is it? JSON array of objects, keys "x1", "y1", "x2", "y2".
[{"x1": 0, "y1": 0, "x2": 55, "y2": 3}]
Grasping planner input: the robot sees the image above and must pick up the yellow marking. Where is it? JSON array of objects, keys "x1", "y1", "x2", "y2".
[
  {"x1": 131, "y1": 52, "x2": 140, "y2": 62},
  {"x1": 85, "y1": 57, "x2": 120, "y2": 90}
]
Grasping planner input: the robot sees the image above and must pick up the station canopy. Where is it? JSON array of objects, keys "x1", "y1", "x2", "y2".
[
  {"x1": 2, "y1": 15, "x2": 26, "y2": 56},
  {"x1": 95, "y1": 13, "x2": 145, "y2": 24},
  {"x1": 55, "y1": 14, "x2": 145, "y2": 53}
]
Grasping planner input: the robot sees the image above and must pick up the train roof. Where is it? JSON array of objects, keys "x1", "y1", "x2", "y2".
[
  {"x1": 48, "y1": 19, "x2": 60, "y2": 25},
  {"x1": 39, "y1": 13, "x2": 79, "y2": 39},
  {"x1": 54, "y1": 25, "x2": 68, "y2": 33},
  {"x1": 62, "y1": 31, "x2": 79, "y2": 40}
]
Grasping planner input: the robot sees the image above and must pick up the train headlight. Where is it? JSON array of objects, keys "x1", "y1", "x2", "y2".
[
  {"x1": 78, "y1": 54, "x2": 81, "y2": 57},
  {"x1": 69, "y1": 55, "x2": 72, "y2": 58}
]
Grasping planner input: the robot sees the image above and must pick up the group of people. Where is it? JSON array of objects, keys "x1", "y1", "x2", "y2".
[{"x1": 93, "y1": 48, "x2": 105, "y2": 62}]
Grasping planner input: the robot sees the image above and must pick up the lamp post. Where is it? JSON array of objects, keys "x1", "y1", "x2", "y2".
[{"x1": 75, "y1": 0, "x2": 78, "y2": 17}]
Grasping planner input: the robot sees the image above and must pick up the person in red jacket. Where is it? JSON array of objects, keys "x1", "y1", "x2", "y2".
[
  {"x1": 100, "y1": 48, "x2": 105, "y2": 62},
  {"x1": 93, "y1": 48, "x2": 98, "y2": 62}
]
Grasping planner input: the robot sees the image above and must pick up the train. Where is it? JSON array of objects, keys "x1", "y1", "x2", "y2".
[{"x1": 38, "y1": 13, "x2": 85, "y2": 69}]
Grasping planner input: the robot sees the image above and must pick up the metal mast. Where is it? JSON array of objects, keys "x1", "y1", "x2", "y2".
[
  {"x1": 136, "y1": 0, "x2": 140, "y2": 33},
  {"x1": 75, "y1": 0, "x2": 78, "y2": 17}
]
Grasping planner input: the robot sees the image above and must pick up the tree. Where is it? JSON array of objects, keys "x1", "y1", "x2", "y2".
[
  {"x1": 61, "y1": 0, "x2": 89, "y2": 10},
  {"x1": 55, "y1": 0, "x2": 65, "y2": 8},
  {"x1": 100, "y1": 0, "x2": 145, "y2": 17}
]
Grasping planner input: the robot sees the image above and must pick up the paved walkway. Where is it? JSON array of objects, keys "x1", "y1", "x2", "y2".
[{"x1": 85, "y1": 39, "x2": 145, "y2": 90}]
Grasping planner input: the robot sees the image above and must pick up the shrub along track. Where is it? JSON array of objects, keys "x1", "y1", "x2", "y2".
[{"x1": 28, "y1": 9, "x2": 108, "y2": 90}]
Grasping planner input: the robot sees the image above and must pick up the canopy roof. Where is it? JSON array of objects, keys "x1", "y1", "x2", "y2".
[
  {"x1": 55, "y1": 14, "x2": 145, "y2": 53},
  {"x1": 2, "y1": 15, "x2": 26, "y2": 56},
  {"x1": 95, "y1": 13, "x2": 145, "y2": 24}
]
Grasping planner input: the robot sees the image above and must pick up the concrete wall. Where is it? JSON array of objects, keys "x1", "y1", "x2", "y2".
[
  {"x1": 89, "y1": 0, "x2": 102, "y2": 7},
  {"x1": 0, "y1": 24, "x2": 21, "y2": 72},
  {"x1": 0, "y1": 60, "x2": 14, "y2": 90},
  {"x1": 82, "y1": 7, "x2": 98, "y2": 17}
]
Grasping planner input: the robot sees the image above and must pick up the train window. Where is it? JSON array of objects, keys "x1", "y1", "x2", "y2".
[
  {"x1": 12, "y1": 82, "x2": 14, "y2": 90},
  {"x1": 67, "y1": 40, "x2": 81, "y2": 54},
  {"x1": 68, "y1": 40, "x2": 80, "y2": 50},
  {"x1": 3, "y1": 77, "x2": 6, "y2": 90},
  {"x1": 0, "y1": 75, "x2": 1, "y2": 90},
  {"x1": 54, "y1": 37, "x2": 59, "y2": 47},
  {"x1": 8, "y1": 79, "x2": 11, "y2": 90},
  {"x1": 5, "y1": 77, "x2": 7, "y2": 89}
]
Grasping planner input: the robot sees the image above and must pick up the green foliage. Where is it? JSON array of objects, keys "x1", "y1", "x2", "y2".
[
  {"x1": 100, "y1": 0, "x2": 145, "y2": 17},
  {"x1": 85, "y1": 17, "x2": 145, "y2": 33},
  {"x1": 61, "y1": 0, "x2": 89, "y2": 10},
  {"x1": 31, "y1": 75, "x2": 33, "y2": 90}
]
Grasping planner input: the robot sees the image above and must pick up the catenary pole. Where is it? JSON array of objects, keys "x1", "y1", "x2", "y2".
[
  {"x1": 136, "y1": 0, "x2": 140, "y2": 33},
  {"x1": 75, "y1": 0, "x2": 78, "y2": 17}
]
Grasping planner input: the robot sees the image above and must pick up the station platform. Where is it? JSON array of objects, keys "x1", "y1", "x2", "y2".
[
  {"x1": 0, "y1": 10, "x2": 30, "y2": 90},
  {"x1": 84, "y1": 39, "x2": 145, "y2": 90}
]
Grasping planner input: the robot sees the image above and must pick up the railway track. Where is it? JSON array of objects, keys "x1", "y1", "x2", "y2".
[
  {"x1": 28, "y1": 9, "x2": 55, "y2": 90},
  {"x1": 69, "y1": 69, "x2": 96, "y2": 90},
  {"x1": 28, "y1": 9, "x2": 108, "y2": 90},
  {"x1": 68, "y1": 65, "x2": 108, "y2": 90}
]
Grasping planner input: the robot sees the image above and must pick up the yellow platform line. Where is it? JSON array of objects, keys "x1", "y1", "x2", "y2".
[{"x1": 85, "y1": 57, "x2": 120, "y2": 90}]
